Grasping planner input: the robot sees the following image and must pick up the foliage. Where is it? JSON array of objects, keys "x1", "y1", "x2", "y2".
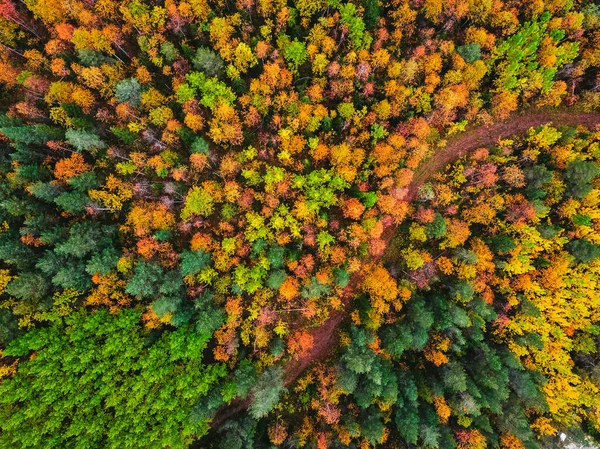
[
  {"x1": 0, "y1": 310, "x2": 224, "y2": 448},
  {"x1": 0, "y1": 1, "x2": 599, "y2": 447}
]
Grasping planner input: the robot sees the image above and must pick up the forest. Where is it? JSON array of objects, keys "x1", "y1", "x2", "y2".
[{"x1": 0, "y1": 0, "x2": 600, "y2": 447}]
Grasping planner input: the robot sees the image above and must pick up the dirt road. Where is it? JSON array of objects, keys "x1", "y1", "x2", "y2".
[{"x1": 211, "y1": 110, "x2": 600, "y2": 428}]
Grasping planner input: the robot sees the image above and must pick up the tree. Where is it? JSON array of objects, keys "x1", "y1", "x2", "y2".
[
  {"x1": 457, "y1": 43, "x2": 481, "y2": 63},
  {"x1": 125, "y1": 261, "x2": 166, "y2": 298},
  {"x1": 0, "y1": 309, "x2": 20, "y2": 346},
  {"x1": 54, "y1": 153, "x2": 91, "y2": 182},
  {"x1": 283, "y1": 40, "x2": 307, "y2": 69},
  {"x1": 192, "y1": 47, "x2": 225, "y2": 77},
  {"x1": 564, "y1": 160, "x2": 599, "y2": 198},
  {"x1": 65, "y1": 129, "x2": 106, "y2": 152},
  {"x1": 362, "y1": 0, "x2": 380, "y2": 31},
  {"x1": 361, "y1": 408, "x2": 385, "y2": 444},
  {"x1": 114, "y1": 78, "x2": 141, "y2": 107},
  {"x1": 0, "y1": 309, "x2": 225, "y2": 449},
  {"x1": 248, "y1": 366, "x2": 285, "y2": 419},
  {"x1": 266, "y1": 269, "x2": 287, "y2": 289},
  {"x1": 339, "y1": 3, "x2": 366, "y2": 49},
  {"x1": 180, "y1": 250, "x2": 211, "y2": 276},
  {"x1": 426, "y1": 213, "x2": 447, "y2": 239},
  {"x1": 181, "y1": 185, "x2": 215, "y2": 219},
  {"x1": 4, "y1": 272, "x2": 49, "y2": 303},
  {"x1": 566, "y1": 239, "x2": 600, "y2": 264},
  {"x1": 342, "y1": 327, "x2": 377, "y2": 374}
]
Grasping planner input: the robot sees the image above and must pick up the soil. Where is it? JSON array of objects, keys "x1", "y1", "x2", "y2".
[{"x1": 210, "y1": 110, "x2": 600, "y2": 429}]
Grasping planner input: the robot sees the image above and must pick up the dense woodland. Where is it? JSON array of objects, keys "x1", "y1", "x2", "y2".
[{"x1": 0, "y1": 0, "x2": 600, "y2": 447}]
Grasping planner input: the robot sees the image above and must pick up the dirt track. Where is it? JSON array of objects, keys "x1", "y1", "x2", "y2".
[{"x1": 210, "y1": 111, "x2": 600, "y2": 429}]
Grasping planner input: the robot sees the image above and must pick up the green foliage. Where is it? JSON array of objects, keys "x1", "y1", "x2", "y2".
[
  {"x1": 182, "y1": 186, "x2": 215, "y2": 219},
  {"x1": 54, "y1": 191, "x2": 89, "y2": 213},
  {"x1": 266, "y1": 269, "x2": 287, "y2": 289},
  {"x1": 362, "y1": 0, "x2": 380, "y2": 31},
  {"x1": 0, "y1": 309, "x2": 21, "y2": 346},
  {"x1": 283, "y1": 40, "x2": 308, "y2": 68},
  {"x1": 426, "y1": 213, "x2": 447, "y2": 239},
  {"x1": 86, "y1": 247, "x2": 120, "y2": 275},
  {"x1": 5, "y1": 272, "x2": 49, "y2": 302},
  {"x1": 339, "y1": 3, "x2": 367, "y2": 49},
  {"x1": 293, "y1": 169, "x2": 349, "y2": 213},
  {"x1": 180, "y1": 250, "x2": 211, "y2": 276},
  {"x1": 491, "y1": 234, "x2": 517, "y2": 254},
  {"x1": 491, "y1": 12, "x2": 578, "y2": 93},
  {"x1": 0, "y1": 310, "x2": 224, "y2": 449},
  {"x1": 371, "y1": 122, "x2": 387, "y2": 142},
  {"x1": 248, "y1": 366, "x2": 285, "y2": 419},
  {"x1": 180, "y1": 72, "x2": 236, "y2": 109},
  {"x1": 361, "y1": 408, "x2": 385, "y2": 444},
  {"x1": 337, "y1": 102, "x2": 355, "y2": 120},
  {"x1": 457, "y1": 42, "x2": 481, "y2": 63},
  {"x1": 193, "y1": 290, "x2": 226, "y2": 335},
  {"x1": 567, "y1": 239, "x2": 600, "y2": 263},
  {"x1": 267, "y1": 244, "x2": 286, "y2": 268},
  {"x1": 65, "y1": 129, "x2": 106, "y2": 152},
  {"x1": 191, "y1": 137, "x2": 210, "y2": 154},
  {"x1": 192, "y1": 47, "x2": 225, "y2": 77},
  {"x1": 564, "y1": 160, "x2": 600, "y2": 198},
  {"x1": 334, "y1": 267, "x2": 350, "y2": 288},
  {"x1": 342, "y1": 327, "x2": 377, "y2": 374},
  {"x1": 301, "y1": 276, "x2": 331, "y2": 298},
  {"x1": 125, "y1": 261, "x2": 166, "y2": 298},
  {"x1": 0, "y1": 124, "x2": 62, "y2": 147},
  {"x1": 28, "y1": 181, "x2": 63, "y2": 202},
  {"x1": 114, "y1": 78, "x2": 142, "y2": 107},
  {"x1": 160, "y1": 42, "x2": 179, "y2": 62},
  {"x1": 77, "y1": 49, "x2": 114, "y2": 66}
]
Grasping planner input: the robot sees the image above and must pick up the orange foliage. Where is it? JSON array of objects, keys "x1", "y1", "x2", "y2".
[
  {"x1": 126, "y1": 203, "x2": 175, "y2": 237},
  {"x1": 268, "y1": 423, "x2": 288, "y2": 445},
  {"x1": 433, "y1": 396, "x2": 451, "y2": 424},
  {"x1": 343, "y1": 198, "x2": 365, "y2": 220},
  {"x1": 54, "y1": 153, "x2": 91, "y2": 182},
  {"x1": 280, "y1": 277, "x2": 300, "y2": 301},
  {"x1": 288, "y1": 329, "x2": 314, "y2": 359}
]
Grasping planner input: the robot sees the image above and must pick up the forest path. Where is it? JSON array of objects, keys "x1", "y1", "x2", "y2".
[
  {"x1": 282, "y1": 110, "x2": 600, "y2": 385},
  {"x1": 209, "y1": 110, "x2": 600, "y2": 429}
]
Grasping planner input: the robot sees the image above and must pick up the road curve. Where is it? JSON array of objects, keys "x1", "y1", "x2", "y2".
[{"x1": 209, "y1": 110, "x2": 600, "y2": 430}]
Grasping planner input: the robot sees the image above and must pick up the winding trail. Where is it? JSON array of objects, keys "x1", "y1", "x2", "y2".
[{"x1": 210, "y1": 110, "x2": 600, "y2": 429}]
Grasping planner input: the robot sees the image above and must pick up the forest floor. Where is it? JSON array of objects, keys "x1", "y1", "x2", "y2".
[{"x1": 210, "y1": 110, "x2": 600, "y2": 429}]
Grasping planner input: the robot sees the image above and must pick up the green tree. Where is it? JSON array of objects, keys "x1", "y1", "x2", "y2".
[
  {"x1": 181, "y1": 186, "x2": 215, "y2": 219},
  {"x1": 339, "y1": 3, "x2": 367, "y2": 49},
  {"x1": 180, "y1": 250, "x2": 211, "y2": 276},
  {"x1": 457, "y1": 43, "x2": 481, "y2": 63},
  {"x1": 361, "y1": 408, "x2": 385, "y2": 444},
  {"x1": 0, "y1": 309, "x2": 225, "y2": 449},
  {"x1": 114, "y1": 78, "x2": 142, "y2": 107},
  {"x1": 266, "y1": 269, "x2": 287, "y2": 289},
  {"x1": 564, "y1": 160, "x2": 600, "y2": 198},
  {"x1": 426, "y1": 213, "x2": 447, "y2": 239},
  {"x1": 0, "y1": 309, "x2": 21, "y2": 346},
  {"x1": 192, "y1": 47, "x2": 225, "y2": 77},
  {"x1": 362, "y1": 0, "x2": 380, "y2": 31},
  {"x1": 567, "y1": 239, "x2": 600, "y2": 263},
  {"x1": 5, "y1": 272, "x2": 50, "y2": 302},
  {"x1": 248, "y1": 366, "x2": 285, "y2": 419},
  {"x1": 283, "y1": 40, "x2": 308, "y2": 69},
  {"x1": 65, "y1": 129, "x2": 106, "y2": 152},
  {"x1": 125, "y1": 261, "x2": 166, "y2": 298}
]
